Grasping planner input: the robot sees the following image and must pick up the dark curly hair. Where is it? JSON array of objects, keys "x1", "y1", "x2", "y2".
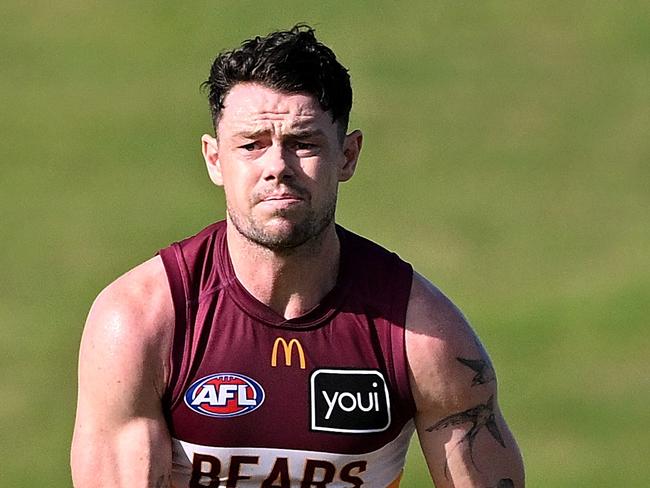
[{"x1": 202, "y1": 24, "x2": 352, "y2": 138}]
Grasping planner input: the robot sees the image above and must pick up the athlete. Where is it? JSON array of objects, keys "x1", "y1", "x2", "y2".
[{"x1": 71, "y1": 25, "x2": 524, "y2": 487}]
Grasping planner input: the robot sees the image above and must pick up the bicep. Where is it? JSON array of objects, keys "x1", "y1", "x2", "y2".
[{"x1": 71, "y1": 285, "x2": 172, "y2": 488}]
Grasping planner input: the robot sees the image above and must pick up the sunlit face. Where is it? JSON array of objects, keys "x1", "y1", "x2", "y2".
[{"x1": 202, "y1": 83, "x2": 362, "y2": 252}]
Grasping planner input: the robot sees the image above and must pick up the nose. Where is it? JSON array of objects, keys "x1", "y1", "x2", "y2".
[{"x1": 261, "y1": 144, "x2": 295, "y2": 182}]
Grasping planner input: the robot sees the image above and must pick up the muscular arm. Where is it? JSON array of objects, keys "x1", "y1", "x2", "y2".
[
  {"x1": 406, "y1": 273, "x2": 524, "y2": 487},
  {"x1": 71, "y1": 256, "x2": 174, "y2": 488}
]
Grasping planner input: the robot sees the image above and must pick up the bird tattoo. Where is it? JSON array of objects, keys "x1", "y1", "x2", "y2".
[
  {"x1": 426, "y1": 395, "x2": 506, "y2": 478},
  {"x1": 456, "y1": 356, "x2": 496, "y2": 386}
]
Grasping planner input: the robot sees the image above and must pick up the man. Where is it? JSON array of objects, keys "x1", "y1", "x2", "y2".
[{"x1": 71, "y1": 25, "x2": 524, "y2": 487}]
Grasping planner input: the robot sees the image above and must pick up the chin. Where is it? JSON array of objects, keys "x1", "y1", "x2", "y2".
[
  {"x1": 229, "y1": 204, "x2": 335, "y2": 252},
  {"x1": 258, "y1": 223, "x2": 309, "y2": 250}
]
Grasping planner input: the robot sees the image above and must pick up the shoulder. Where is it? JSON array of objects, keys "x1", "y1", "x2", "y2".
[
  {"x1": 405, "y1": 272, "x2": 495, "y2": 417},
  {"x1": 87, "y1": 255, "x2": 173, "y2": 341},
  {"x1": 80, "y1": 255, "x2": 174, "y2": 398}
]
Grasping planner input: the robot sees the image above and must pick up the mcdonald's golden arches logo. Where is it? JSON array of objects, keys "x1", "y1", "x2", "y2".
[{"x1": 271, "y1": 337, "x2": 306, "y2": 369}]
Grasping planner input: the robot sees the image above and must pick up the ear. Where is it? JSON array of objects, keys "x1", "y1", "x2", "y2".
[
  {"x1": 338, "y1": 129, "x2": 363, "y2": 182},
  {"x1": 201, "y1": 134, "x2": 223, "y2": 186}
]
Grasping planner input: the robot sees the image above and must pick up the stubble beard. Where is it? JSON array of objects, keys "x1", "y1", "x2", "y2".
[{"x1": 227, "y1": 195, "x2": 337, "y2": 255}]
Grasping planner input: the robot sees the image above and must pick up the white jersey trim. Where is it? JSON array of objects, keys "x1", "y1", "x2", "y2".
[{"x1": 171, "y1": 420, "x2": 415, "y2": 487}]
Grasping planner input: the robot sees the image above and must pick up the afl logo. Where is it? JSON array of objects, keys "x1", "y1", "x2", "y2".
[{"x1": 184, "y1": 373, "x2": 265, "y2": 418}]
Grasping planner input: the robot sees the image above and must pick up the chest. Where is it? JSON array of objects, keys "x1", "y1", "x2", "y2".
[
  {"x1": 170, "y1": 295, "x2": 401, "y2": 449},
  {"x1": 165, "y1": 285, "x2": 415, "y2": 487}
]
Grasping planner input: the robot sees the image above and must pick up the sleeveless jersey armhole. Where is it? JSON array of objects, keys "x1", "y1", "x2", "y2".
[
  {"x1": 388, "y1": 258, "x2": 417, "y2": 417},
  {"x1": 159, "y1": 244, "x2": 192, "y2": 409}
]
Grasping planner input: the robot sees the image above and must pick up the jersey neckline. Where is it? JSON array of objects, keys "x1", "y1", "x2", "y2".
[{"x1": 217, "y1": 225, "x2": 353, "y2": 330}]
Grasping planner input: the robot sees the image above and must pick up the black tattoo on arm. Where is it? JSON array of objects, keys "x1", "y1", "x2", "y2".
[
  {"x1": 426, "y1": 395, "x2": 506, "y2": 478},
  {"x1": 456, "y1": 356, "x2": 495, "y2": 386}
]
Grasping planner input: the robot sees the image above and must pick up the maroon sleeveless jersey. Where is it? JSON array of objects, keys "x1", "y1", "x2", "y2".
[{"x1": 159, "y1": 221, "x2": 416, "y2": 487}]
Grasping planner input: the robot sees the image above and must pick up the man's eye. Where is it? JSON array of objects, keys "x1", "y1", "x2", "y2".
[
  {"x1": 295, "y1": 142, "x2": 317, "y2": 152},
  {"x1": 240, "y1": 142, "x2": 258, "y2": 151}
]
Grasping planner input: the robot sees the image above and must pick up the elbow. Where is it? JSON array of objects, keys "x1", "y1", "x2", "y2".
[
  {"x1": 71, "y1": 434, "x2": 109, "y2": 487},
  {"x1": 70, "y1": 437, "x2": 90, "y2": 487}
]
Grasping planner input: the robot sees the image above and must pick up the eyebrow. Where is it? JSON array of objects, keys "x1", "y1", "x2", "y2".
[
  {"x1": 233, "y1": 128, "x2": 326, "y2": 140},
  {"x1": 286, "y1": 128, "x2": 326, "y2": 139}
]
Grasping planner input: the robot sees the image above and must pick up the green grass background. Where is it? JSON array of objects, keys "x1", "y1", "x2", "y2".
[{"x1": 1, "y1": 1, "x2": 648, "y2": 486}]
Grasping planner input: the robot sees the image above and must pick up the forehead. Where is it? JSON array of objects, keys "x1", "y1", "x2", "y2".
[{"x1": 218, "y1": 83, "x2": 333, "y2": 135}]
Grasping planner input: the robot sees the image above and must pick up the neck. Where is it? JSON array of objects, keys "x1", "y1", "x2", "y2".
[{"x1": 226, "y1": 218, "x2": 341, "y2": 320}]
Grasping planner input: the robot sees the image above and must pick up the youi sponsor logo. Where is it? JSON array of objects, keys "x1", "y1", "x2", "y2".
[
  {"x1": 184, "y1": 372, "x2": 265, "y2": 418},
  {"x1": 310, "y1": 369, "x2": 391, "y2": 433}
]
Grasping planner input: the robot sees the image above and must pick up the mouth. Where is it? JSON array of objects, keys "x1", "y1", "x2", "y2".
[
  {"x1": 256, "y1": 192, "x2": 307, "y2": 213},
  {"x1": 262, "y1": 194, "x2": 304, "y2": 202}
]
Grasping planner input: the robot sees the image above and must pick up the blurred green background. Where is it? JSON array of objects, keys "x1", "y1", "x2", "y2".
[{"x1": 1, "y1": 1, "x2": 648, "y2": 486}]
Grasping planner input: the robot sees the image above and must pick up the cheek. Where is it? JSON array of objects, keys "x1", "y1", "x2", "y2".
[
  {"x1": 308, "y1": 169, "x2": 340, "y2": 203},
  {"x1": 221, "y1": 170, "x2": 255, "y2": 205},
  {"x1": 305, "y1": 153, "x2": 341, "y2": 181},
  {"x1": 222, "y1": 160, "x2": 256, "y2": 187}
]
